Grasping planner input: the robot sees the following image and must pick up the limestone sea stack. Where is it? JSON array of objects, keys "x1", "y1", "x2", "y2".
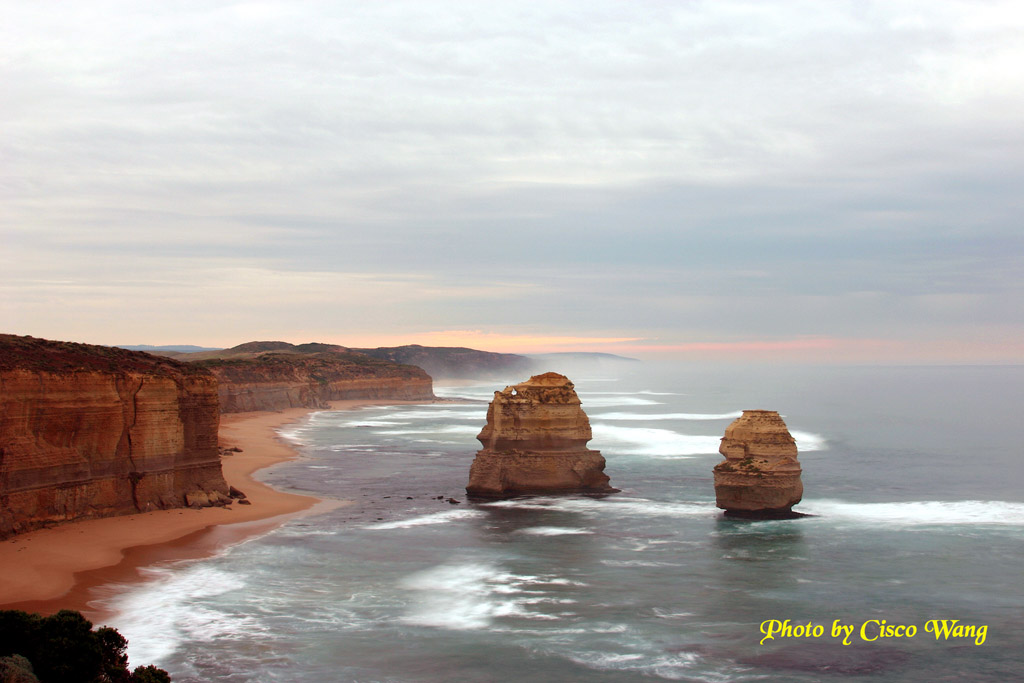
[
  {"x1": 466, "y1": 372, "x2": 616, "y2": 498},
  {"x1": 713, "y1": 410, "x2": 803, "y2": 518}
]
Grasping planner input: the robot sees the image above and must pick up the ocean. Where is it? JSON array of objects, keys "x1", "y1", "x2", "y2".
[{"x1": 96, "y1": 363, "x2": 1024, "y2": 681}]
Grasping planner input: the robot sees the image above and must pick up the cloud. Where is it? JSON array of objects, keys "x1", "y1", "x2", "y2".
[{"x1": 2, "y1": 1, "x2": 1022, "y2": 361}]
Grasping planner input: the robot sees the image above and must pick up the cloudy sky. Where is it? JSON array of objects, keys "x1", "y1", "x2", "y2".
[{"x1": 3, "y1": 1, "x2": 1022, "y2": 362}]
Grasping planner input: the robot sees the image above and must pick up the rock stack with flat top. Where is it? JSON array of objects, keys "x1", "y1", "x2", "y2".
[
  {"x1": 466, "y1": 372, "x2": 616, "y2": 498},
  {"x1": 713, "y1": 410, "x2": 804, "y2": 518}
]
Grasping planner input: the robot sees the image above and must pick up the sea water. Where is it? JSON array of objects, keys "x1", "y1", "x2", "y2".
[{"x1": 97, "y1": 363, "x2": 1024, "y2": 681}]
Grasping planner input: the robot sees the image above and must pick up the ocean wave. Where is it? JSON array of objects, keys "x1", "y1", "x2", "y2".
[
  {"x1": 592, "y1": 411, "x2": 743, "y2": 421},
  {"x1": 516, "y1": 526, "x2": 594, "y2": 536},
  {"x1": 564, "y1": 651, "x2": 701, "y2": 678},
  {"x1": 590, "y1": 423, "x2": 826, "y2": 456},
  {"x1": 569, "y1": 652, "x2": 646, "y2": 666},
  {"x1": 364, "y1": 509, "x2": 486, "y2": 530},
  {"x1": 600, "y1": 559, "x2": 685, "y2": 568},
  {"x1": 579, "y1": 396, "x2": 665, "y2": 407},
  {"x1": 276, "y1": 427, "x2": 309, "y2": 444},
  {"x1": 95, "y1": 564, "x2": 260, "y2": 668},
  {"x1": 399, "y1": 563, "x2": 580, "y2": 630},
  {"x1": 431, "y1": 388, "x2": 501, "y2": 403},
  {"x1": 791, "y1": 430, "x2": 827, "y2": 451},
  {"x1": 399, "y1": 563, "x2": 511, "y2": 629},
  {"x1": 369, "y1": 408, "x2": 483, "y2": 421},
  {"x1": 592, "y1": 424, "x2": 720, "y2": 457},
  {"x1": 483, "y1": 496, "x2": 713, "y2": 519},
  {"x1": 653, "y1": 608, "x2": 695, "y2": 619},
  {"x1": 373, "y1": 424, "x2": 480, "y2": 436},
  {"x1": 800, "y1": 499, "x2": 1024, "y2": 525}
]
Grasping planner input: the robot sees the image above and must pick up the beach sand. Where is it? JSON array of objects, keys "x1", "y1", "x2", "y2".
[{"x1": 0, "y1": 399, "x2": 420, "y2": 619}]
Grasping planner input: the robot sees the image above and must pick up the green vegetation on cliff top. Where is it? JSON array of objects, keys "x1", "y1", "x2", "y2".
[{"x1": 0, "y1": 334, "x2": 209, "y2": 377}]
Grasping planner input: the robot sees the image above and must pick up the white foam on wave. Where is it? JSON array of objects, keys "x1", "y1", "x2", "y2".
[
  {"x1": 653, "y1": 608, "x2": 695, "y2": 619},
  {"x1": 517, "y1": 526, "x2": 594, "y2": 536},
  {"x1": 564, "y1": 651, "x2": 701, "y2": 679},
  {"x1": 374, "y1": 424, "x2": 480, "y2": 436},
  {"x1": 432, "y1": 384, "x2": 495, "y2": 398},
  {"x1": 592, "y1": 424, "x2": 720, "y2": 457},
  {"x1": 399, "y1": 563, "x2": 579, "y2": 629},
  {"x1": 801, "y1": 499, "x2": 1024, "y2": 526},
  {"x1": 592, "y1": 411, "x2": 743, "y2": 421},
  {"x1": 579, "y1": 396, "x2": 664, "y2": 407},
  {"x1": 601, "y1": 559, "x2": 684, "y2": 568},
  {"x1": 578, "y1": 390, "x2": 651, "y2": 394},
  {"x1": 399, "y1": 563, "x2": 513, "y2": 629},
  {"x1": 484, "y1": 496, "x2": 712, "y2": 519},
  {"x1": 589, "y1": 422, "x2": 826, "y2": 456},
  {"x1": 364, "y1": 509, "x2": 486, "y2": 530},
  {"x1": 791, "y1": 430, "x2": 827, "y2": 452},
  {"x1": 571, "y1": 652, "x2": 646, "y2": 666},
  {"x1": 347, "y1": 420, "x2": 411, "y2": 427},
  {"x1": 96, "y1": 564, "x2": 260, "y2": 668},
  {"x1": 370, "y1": 408, "x2": 483, "y2": 421},
  {"x1": 276, "y1": 427, "x2": 308, "y2": 444}
]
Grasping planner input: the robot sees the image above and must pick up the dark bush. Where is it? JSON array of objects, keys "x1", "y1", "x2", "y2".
[
  {"x1": 0, "y1": 654, "x2": 39, "y2": 683},
  {"x1": 31, "y1": 610, "x2": 102, "y2": 683},
  {"x1": 0, "y1": 610, "x2": 169, "y2": 683},
  {"x1": 128, "y1": 665, "x2": 171, "y2": 683}
]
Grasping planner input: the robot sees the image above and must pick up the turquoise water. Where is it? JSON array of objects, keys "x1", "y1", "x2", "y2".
[{"x1": 98, "y1": 364, "x2": 1024, "y2": 681}]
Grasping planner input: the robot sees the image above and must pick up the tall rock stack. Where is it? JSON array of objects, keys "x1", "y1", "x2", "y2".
[
  {"x1": 466, "y1": 372, "x2": 615, "y2": 498},
  {"x1": 713, "y1": 410, "x2": 803, "y2": 518}
]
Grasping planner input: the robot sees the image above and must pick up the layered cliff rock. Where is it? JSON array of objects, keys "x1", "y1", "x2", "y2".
[
  {"x1": 0, "y1": 335, "x2": 230, "y2": 538},
  {"x1": 467, "y1": 372, "x2": 615, "y2": 498},
  {"x1": 713, "y1": 410, "x2": 803, "y2": 518},
  {"x1": 187, "y1": 342, "x2": 434, "y2": 413}
]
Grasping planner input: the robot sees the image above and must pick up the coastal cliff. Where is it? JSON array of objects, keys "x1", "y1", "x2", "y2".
[
  {"x1": 352, "y1": 344, "x2": 533, "y2": 380},
  {"x1": 188, "y1": 342, "x2": 434, "y2": 413},
  {"x1": 0, "y1": 335, "x2": 230, "y2": 538},
  {"x1": 467, "y1": 372, "x2": 615, "y2": 498},
  {"x1": 713, "y1": 410, "x2": 803, "y2": 517}
]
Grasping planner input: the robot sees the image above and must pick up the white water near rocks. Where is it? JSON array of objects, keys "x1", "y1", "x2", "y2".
[{"x1": 98, "y1": 363, "x2": 1024, "y2": 681}]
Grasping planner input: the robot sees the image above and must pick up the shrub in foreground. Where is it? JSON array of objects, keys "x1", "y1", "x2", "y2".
[{"x1": 0, "y1": 610, "x2": 170, "y2": 683}]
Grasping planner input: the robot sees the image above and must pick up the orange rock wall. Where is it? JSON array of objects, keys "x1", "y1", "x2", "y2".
[
  {"x1": 467, "y1": 372, "x2": 614, "y2": 498},
  {"x1": 713, "y1": 410, "x2": 803, "y2": 513},
  {"x1": 0, "y1": 368, "x2": 228, "y2": 537},
  {"x1": 213, "y1": 373, "x2": 435, "y2": 413}
]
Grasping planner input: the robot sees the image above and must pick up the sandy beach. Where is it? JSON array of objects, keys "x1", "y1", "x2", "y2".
[{"x1": 0, "y1": 399, "x2": 420, "y2": 617}]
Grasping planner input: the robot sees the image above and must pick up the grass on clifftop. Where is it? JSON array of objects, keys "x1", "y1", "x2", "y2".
[{"x1": 0, "y1": 334, "x2": 210, "y2": 377}]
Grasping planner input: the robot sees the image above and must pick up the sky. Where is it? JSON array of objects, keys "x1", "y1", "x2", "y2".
[{"x1": 3, "y1": 1, "x2": 1023, "y2": 363}]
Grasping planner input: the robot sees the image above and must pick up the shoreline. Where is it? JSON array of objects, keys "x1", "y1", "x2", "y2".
[{"x1": 0, "y1": 399, "x2": 424, "y2": 619}]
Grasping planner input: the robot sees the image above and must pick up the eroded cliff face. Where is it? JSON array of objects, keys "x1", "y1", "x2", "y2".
[
  {"x1": 467, "y1": 372, "x2": 615, "y2": 498},
  {"x1": 201, "y1": 352, "x2": 434, "y2": 413},
  {"x1": 713, "y1": 410, "x2": 803, "y2": 517},
  {"x1": 0, "y1": 335, "x2": 229, "y2": 538}
]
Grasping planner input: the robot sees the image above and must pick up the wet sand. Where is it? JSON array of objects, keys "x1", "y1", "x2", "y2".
[{"x1": 0, "y1": 400, "x2": 420, "y2": 619}]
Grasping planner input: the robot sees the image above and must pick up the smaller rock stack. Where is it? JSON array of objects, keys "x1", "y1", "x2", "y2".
[
  {"x1": 713, "y1": 410, "x2": 803, "y2": 518},
  {"x1": 466, "y1": 372, "x2": 616, "y2": 498}
]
